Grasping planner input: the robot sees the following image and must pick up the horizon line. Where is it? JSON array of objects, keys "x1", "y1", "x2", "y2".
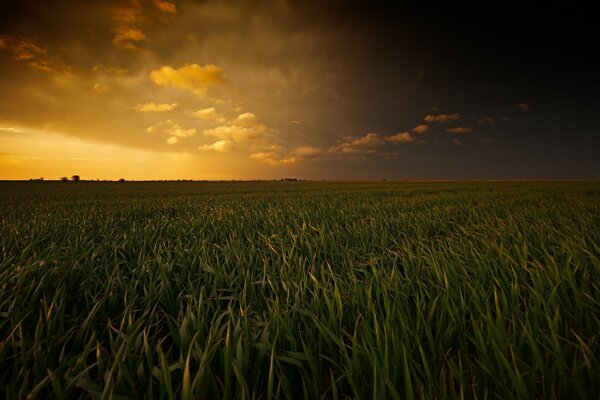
[{"x1": 1, "y1": 178, "x2": 599, "y2": 183}]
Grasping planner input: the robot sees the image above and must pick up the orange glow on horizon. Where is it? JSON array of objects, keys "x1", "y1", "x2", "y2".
[{"x1": 0, "y1": 126, "x2": 255, "y2": 181}]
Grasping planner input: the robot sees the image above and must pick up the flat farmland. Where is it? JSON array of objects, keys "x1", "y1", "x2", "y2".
[{"x1": 1, "y1": 181, "x2": 599, "y2": 399}]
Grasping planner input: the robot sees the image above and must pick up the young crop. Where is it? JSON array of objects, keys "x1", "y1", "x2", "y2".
[{"x1": 0, "y1": 181, "x2": 598, "y2": 399}]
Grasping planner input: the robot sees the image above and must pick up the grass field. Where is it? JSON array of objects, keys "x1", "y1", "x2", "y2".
[{"x1": 1, "y1": 181, "x2": 599, "y2": 399}]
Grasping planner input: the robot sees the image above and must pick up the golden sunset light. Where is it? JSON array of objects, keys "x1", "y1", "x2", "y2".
[{"x1": 1, "y1": 0, "x2": 599, "y2": 180}]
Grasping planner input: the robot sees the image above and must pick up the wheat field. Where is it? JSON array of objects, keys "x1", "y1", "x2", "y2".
[{"x1": 1, "y1": 181, "x2": 598, "y2": 399}]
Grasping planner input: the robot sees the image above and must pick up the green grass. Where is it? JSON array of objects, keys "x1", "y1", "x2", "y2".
[{"x1": 1, "y1": 181, "x2": 599, "y2": 399}]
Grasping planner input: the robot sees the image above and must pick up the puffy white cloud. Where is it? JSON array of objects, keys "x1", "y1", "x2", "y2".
[
  {"x1": 190, "y1": 107, "x2": 224, "y2": 122},
  {"x1": 147, "y1": 120, "x2": 197, "y2": 142},
  {"x1": 166, "y1": 125, "x2": 195, "y2": 138},
  {"x1": 166, "y1": 136, "x2": 178, "y2": 145},
  {"x1": 411, "y1": 124, "x2": 429, "y2": 134},
  {"x1": 198, "y1": 139, "x2": 232, "y2": 153},
  {"x1": 327, "y1": 133, "x2": 384, "y2": 155},
  {"x1": 204, "y1": 125, "x2": 261, "y2": 142},
  {"x1": 249, "y1": 152, "x2": 273, "y2": 161},
  {"x1": 350, "y1": 132, "x2": 384, "y2": 147},
  {"x1": 203, "y1": 112, "x2": 269, "y2": 143},
  {"x1": 234, "y1": 112, "x2": 262, "y2": 128},
  {"x1": 424, "y1": 113, "x2": 462, "y2": 123},
  {"x1": 135, "y1": 102, "x2": 178, "y2": 112},
  {"x1": 385, "y1": 131, "x2": 415, "y2": 143}
]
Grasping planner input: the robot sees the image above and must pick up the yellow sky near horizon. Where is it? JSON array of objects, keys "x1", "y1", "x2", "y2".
[{"x1": 0, "y1": 126, "x2": 260, "y2": 180}]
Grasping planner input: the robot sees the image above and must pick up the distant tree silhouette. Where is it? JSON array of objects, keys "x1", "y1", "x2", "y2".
[
  {"x1": 71, "y1": 175, "x2": 80, "y2": 182},
  {"x1": 119, "y1": 178, "x2": 126, "y2": 182},
  {"x1": 60, "y1": 177, "x2": 68, "y2": 182}
]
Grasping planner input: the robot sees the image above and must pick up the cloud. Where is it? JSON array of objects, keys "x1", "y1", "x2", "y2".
[
  {"x1": 190, "y1": 107, "x2": 224, "y2": 122},
  {"x1": 198, "y1": 139, "x2": 232, "y2": 153},
  {"x1": 478, "y1": 116, "x2": 495, "y2": 125},
  {"x1": 452, "y1": 138, "x2": 464, "y2": 146},
  {"x1": 350, "y1": 133, "x2": 384, "y2": 147},
  {"x1": 234, "y1": 112, "x2": 263, "y2": 128},
  {"x1": 107, "y1": 0, "x2": 147, "y2": 50},
  {"x1": 5, "y1": 0, "x2": 545, "y2": 177},
  {"x1": 166, "y1": 136, "x2": 178, "y2": 145},
  {"x1": 292, "y1": 146, "x2": 324, "y2": 158},
  {"x1": 154, "y1": 0, "x2": 177, "y2": 14},
  {"x1": 249, "y1": 152, "x2": 272, "y2": 161},
  {"x1": 135, "y1": 102, "x2": 178, "y2": 112},
  {"x1": 109, "y1": 0, "x2": 143, "y2": 24},
  {"x1": 328, "y1": 144, "x2": 375, "y2": 155},
  {"x1": 424, "y1": 113, "x2": 462, "y2": 123},
  {"x1": 515, "y1": 103, "x2": 531, "y2": 111},
  {"x1": 149, "y1": 64, "x2": 225, "y2": 95},
  {"x1": 328, "y1": 133, "x2": 384, "y2": 155},
  {"x1": 112, "y1": 26, "x2": 146, "y2": 50},
  {"x1": 203, "y1": 113, "x2": 269, "y2": 143},
  {"x1": 250, "y1": 152, "x2": 296, "y2": 165},
  {"x1": 165, "y1": 124, "x2": 196, "y2": 138},
  {"x1": 385, "y1": 131, "x2": 415, "y2": 143},
  {"x1": 204, "y1": 125, "x2": 262, "y2": 142},
  {"x1": 147, "y1": 120, "x2": 196, "y2": 141},
  {"x1": 411, "y1": 124, "x2": 429, "y2": 134},
  {"x1": 446, "y1": 127, "x2": 473, "y2": 134},
  {"x1": 0, "y1": 35, "x2": 68, "y2": 73},
  {"x1": 0, "y1": 35, "x2": 45, "y2": 60}
]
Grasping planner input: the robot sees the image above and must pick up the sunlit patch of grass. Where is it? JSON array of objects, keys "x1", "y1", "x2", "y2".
[{"x1": 0, "y1": 181, "x2": 599, "y2": 398}]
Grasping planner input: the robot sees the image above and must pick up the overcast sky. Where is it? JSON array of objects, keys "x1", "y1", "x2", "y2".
[{"x1": 1, "y1": 0, "x2": 598, "y2": 180}]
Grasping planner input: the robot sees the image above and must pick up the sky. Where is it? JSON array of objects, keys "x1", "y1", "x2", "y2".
[{"x1": 0, "y1": 0, "x2": 598, "y2": 180}]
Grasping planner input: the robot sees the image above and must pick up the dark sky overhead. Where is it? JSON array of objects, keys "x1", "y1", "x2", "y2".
[{"x1": 0, "y1": 0, "x2": 598, "y2": 180}]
